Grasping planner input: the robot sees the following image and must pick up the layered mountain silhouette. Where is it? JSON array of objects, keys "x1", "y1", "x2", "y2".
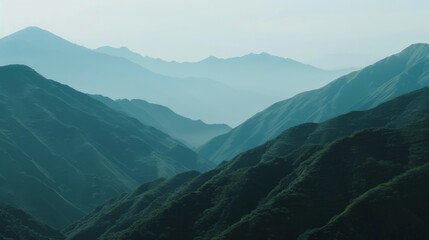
[
  {"x1": 0, "y1": 65, "x2": 211, "y2": 229},
  {"x1": 92, "y1": 95, "x2": 231, "y2": 148},
  {"x1": 96, "y1": 46, "x2": 352, "y2": 100},
  {"x1": 0, "y1": 203, "x2": 64, "y2": 240},
  {"x1": 0, "y1": 26, "x2": 276, "y2": 126},
  {"x1": 64, "y1": 88, "x2": 429, "y2": 240},
  {"x1": 200, "y1": 43, "x2": 429, "y2": 163}
]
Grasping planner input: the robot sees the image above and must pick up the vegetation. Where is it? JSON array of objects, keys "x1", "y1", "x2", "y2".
[
  {"x1": 65, "y1": 88, "x2": 429, "y2": 239},
  {"x1": 0, "y1": 203, "x2": 64, "y2": 240},
  {"x1": 0, "y1": 65, "x2": 211, "y2": 229}
]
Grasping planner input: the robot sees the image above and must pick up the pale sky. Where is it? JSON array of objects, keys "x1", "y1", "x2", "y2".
[{"x1": 1, "y1": 0, "x2": 428, "y2": 69}]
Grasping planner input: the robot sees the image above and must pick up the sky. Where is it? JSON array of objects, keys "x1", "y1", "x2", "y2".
[{"x1": 0, "y1": 0, "x2": 428, "y2": 69}]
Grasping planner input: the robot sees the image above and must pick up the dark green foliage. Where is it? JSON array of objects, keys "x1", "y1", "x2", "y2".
[
  {"x1": 300, "y1": 164, "x2": 429, "y2": 240},
  {"x1": 92, "y1": 95, "x2": 231, "y2": 148},
  {"x1": 200, "y1": 43, "x2": 429, "y2": 163},
  {"x1": 0, "y1": 65, "x2": 211, "y2": 229},
  {"x1": 63, "y1": 171, "x2": 203, "y2": 239},
  {"x1": 65, "y1": 88, "x2": 429, "y2": 239},
  {"x1": 0, "y1": 203, "x2": 64, "y2": 240}
]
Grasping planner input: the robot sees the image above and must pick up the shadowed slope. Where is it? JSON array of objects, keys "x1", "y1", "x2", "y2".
[
  {"x1": 0, "y1": 65, "x2": 211, "y2": 229},
  {"x1": 0, "y1": 203, "x2": 64, "y2": 240}
]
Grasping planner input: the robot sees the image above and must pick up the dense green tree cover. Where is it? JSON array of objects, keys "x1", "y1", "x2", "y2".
[
  {"x1": 65, "y1": 88, "x2": 429, "y2": 239},
  {"x1": 0, "y1": 203, "x2": 64, "y2": 240}
]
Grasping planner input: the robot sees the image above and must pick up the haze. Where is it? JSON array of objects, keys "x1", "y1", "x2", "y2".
[{"x1": 1, "y1": 0, "x2": 428, "y2": 69}]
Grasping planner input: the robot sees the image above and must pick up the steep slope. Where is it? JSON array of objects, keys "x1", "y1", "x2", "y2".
[
  {"x1": 300, "y1": 164, "x2": 429, "y2": 240},
  {"x1": 65, "y1": 88, "x2": 429, "y2": 240},
  {"x1": 200, "y1": 43, "x2": 429, "y2": 163},
  {"x1": 92, "y1": 95, "x2": 231, "y2": 148},
  {"x1": 96, "y1": 46, "x2": 352, "y2": 99},
  {"x1": 0, "y1": 203, "x2": 64, "y2": 240},
  {"x1": 0, "y1": 65, "x2": 211, "y2": 229},
  {"x1": 0, "y1": 27, "x2": 273, "y2": 126}
]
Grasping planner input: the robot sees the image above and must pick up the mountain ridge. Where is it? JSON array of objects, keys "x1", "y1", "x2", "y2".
[
  {"x1": 199, "y1": 43, "x2": 429, "y2": 163},
  {"x1": 95, "y1": 45, "x2": 351, "y2": 101},
  {"x1": 0, "y1": 64, "x2": 212, "y2": 229},
  {"x1": 92, "y1": 95, "x2": 231, "y2": 148},
  {"x1": 0, "y1": 27, "x2": 274, "y2": 126}
]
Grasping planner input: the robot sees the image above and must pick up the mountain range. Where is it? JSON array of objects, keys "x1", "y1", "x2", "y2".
[
  {"x1": 92, "y1": 95, "x2": 231, "y2": 148},
  {"x1": 64, "y1": 87, "x2": 429, "y2": 240},
  {"x1": 200, "y1": 43, "x2": 429, "y2": 163},
  {"x1": 95, "y1": 46, "x2": 352, "y2": 99},
  {"x1": 0, "y1": 26, "x2": 277, "y2": 126},
  {"x1": 1, "y1": 24, "x2": 429, "y2": 240},
  {"x1": 0, "y1": 65, "x2": 211, "y2": 229}
]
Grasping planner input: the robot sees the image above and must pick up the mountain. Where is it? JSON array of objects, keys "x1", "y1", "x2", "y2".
[
  {"x1": 0, "y1": 203, "x2": 64, "y2": 240},
  {"x1": 200, "y1": 43, "x2": 429, "y2": 163},
  {"x1": 92, "y1": 95, "x2": 231, "y2": 148},
  {"x1": 0, "y1": 65, "x2": 212, "y2": 229},
  {"x1": 95, "y1": 46, "x2": 352, "y2": 100},
  {"x1": 64, "y1": 88, "x2": 429, "y2": 240},
  {"x1": 0, "y1": 27, "x2": 274, "y2": 126}
]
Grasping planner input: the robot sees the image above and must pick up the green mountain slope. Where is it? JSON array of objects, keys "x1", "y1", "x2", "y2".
[
  {"x1": 95, "y1": 46, "x2": 352, "y2": 100},
  {"x1": 92, "y1": 95, "x2": 231, "y2": 148},
  {"x1": 0, "y1": 65, "x2": 211, "y2": 229},
  {"x1": 200, "y1": 43, "x2": 429, "y2": 163},
  {"x1": 64, "y1": 88, "x2": 429, "y2": 240},
  {"x1": 0, "y1": 27, "x2": 274, "y2": 126},
  {"x1": 300, "y1": 164, "x2": 429, "y2": 240},
  {"x1": 0, "y1": 203, "x2": 64, "y2": 240}
]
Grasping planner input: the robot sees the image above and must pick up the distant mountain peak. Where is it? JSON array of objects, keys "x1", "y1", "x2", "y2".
[
  {"x1": 18, "y1": 26, "x2": 48, "y2": 32},
  {"x1": 0, "y1": 26, "x2": 84, "y2": 51},
  {"x1": 399, "y1": 43, "x2": 429, "y2": 56},
  {"x1": 201, "y1": 56, "x2": 220, "y2": 62},
  {"x1": 5, "y1": 26, "x2": 59, "y2": 40},
  {"x1": 119, "y1": 46, "x2": 131, "y2": 51},
  {"x1": 245, "y1": 52, "x2": 273, "y2": 57},
  {"x1": 397, "y1": 43, "x2": 429, "y2": 65}
]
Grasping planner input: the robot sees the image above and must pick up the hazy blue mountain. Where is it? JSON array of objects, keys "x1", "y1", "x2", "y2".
[
  {"x1": 200, "y1": 43, "x2": 429, "y2": 163},
  {"x1": 0, "y1": 27, "x2": 274, "y2": 126},
  {"x1": 96, "y1": 46, "x2": 353, "y2": 100},
  {"x1": 0, "y1": 65, "x2": 212, "y2": 229},
  {"x1": 0, "y1": 203, "x2": 64, "y2": 240},
  {"x1": 64, "y1": 88, "x2": 429, "y2": 240},
  {"x1": 92, "y1": 95, "x2": 231, "y2": 148}
]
